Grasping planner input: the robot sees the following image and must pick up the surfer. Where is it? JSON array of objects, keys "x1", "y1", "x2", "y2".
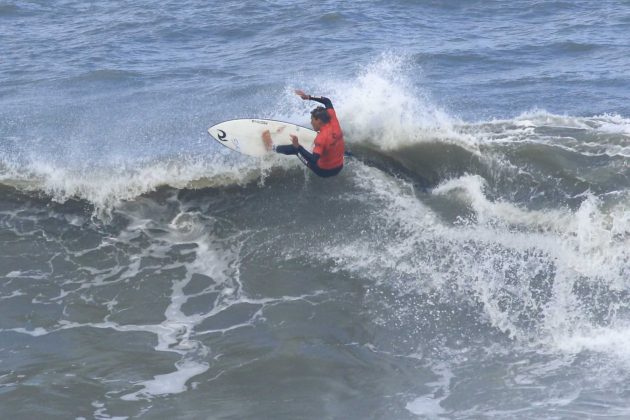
[{"x1": 262, "y1": 90, "x2": 345, "y2": 177}]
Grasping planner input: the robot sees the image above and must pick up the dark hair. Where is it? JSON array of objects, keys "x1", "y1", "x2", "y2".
[{"x1": 310, "y1": 106, "x2": 331, "y2": 123}]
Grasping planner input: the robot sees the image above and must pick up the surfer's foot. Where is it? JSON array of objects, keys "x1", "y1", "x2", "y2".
[{"x1": 262, "y1": 130, "x2": 273, "y2": 151}]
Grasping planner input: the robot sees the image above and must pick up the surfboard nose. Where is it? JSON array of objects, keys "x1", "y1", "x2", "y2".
[{"x1": 207, "y1": 124, "x2": 228, "y2": 142}]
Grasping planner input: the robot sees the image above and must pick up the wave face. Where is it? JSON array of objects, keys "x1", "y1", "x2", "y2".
[{"x1": 2, "y1": 1, "x2": 630, "y2": 418}]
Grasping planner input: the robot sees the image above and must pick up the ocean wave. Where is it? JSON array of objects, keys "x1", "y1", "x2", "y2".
[
  {"x1": 470, "y1": 110, "x2": 630, "y2": 156},
  {"x1": 1, "y1": 53, "x2": 628, "y2": 214},
  {"x1": 0, "y1": 153, "x2": 300, "y2": 213},
  {"x1": 316, "y1": 164, "x2": 630, "y2": 360},
  {"x1": 1, "y1": 110, "x2": 627, "y2": 213}
]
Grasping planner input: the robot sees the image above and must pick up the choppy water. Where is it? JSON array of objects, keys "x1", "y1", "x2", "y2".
[{"x1": 1, "y1": 1, "x2": 630, "y2": 418}]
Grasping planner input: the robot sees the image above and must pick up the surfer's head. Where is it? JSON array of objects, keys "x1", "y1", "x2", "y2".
[{"x1": 310, "y1": 106, "x2": 330, "y2": 130}]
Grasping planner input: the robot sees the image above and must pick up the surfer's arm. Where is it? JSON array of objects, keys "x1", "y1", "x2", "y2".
[
  {"x1": 297, "y1": 146, "x2": 320, "y2": 167},
  {"x1": 294, "y1": 90, "x2": 333, "y2": 109},
  {"x1": 307, "y1": 96, "x2": 333, "y2": 109},
  {"x1": 289, "y1": 134, "x2": 321, "y2": 166}
]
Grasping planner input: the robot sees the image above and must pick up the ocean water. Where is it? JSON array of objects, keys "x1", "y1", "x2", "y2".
[{"x1": 1, "y1": 1, "x2": 630, "y2": 418}]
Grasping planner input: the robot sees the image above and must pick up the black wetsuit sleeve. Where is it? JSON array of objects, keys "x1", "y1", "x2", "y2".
[
  {"x1": 298, "y1": 146, "x2": 320, "y2": 167},
  {"x1": 308, "y1": 96, "x2": 333, "y2": 109}
]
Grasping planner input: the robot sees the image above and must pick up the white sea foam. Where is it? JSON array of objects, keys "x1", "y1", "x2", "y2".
[
  {"x1": 120, "y1": 361, "x2": 209, "y2": 401},
  {"x1": 406, "y1": 361, "x2": 453, "y2": 418},
  {"x1": 0, "y1": 151, "x2": 300, "y2": 215},
  {"x1": 590, "y1": 113, "x2": 630, "y2": 136},
  {"x1": 111, "y1": 210, "x2": 247, "y2": 400},
  {"x1": 0, "y1": 203, "x2": 327, "y2": 402},
  {"x1": 8, "y1": 327, "x2": 49, "y2": 336},
  {"x1": 318, "y1": 163, "x2": 630, "y2": 361},
  {"x1": 405, "y1": 396, "x2": 446, "y2": 418},
  {"x1": 274, "y1": 53, "x2": 477, "y2": 152},
  {"x1": 1, "y1": 207, "x2": 244, "y2": 399},
  {"x1": 330, "y1": 55, "x2": 469, "y2": 150},
  {"x1": 553, "y1": 325, "x2": 630, "y2": 363},
  {"x1": 472, "y1": 110, "x2": 630, "y2": 157}
]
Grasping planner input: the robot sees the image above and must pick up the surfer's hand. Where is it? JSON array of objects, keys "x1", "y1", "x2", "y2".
[
  {"x1": 294, "y1": 90, "x2": 309, "y2": 100},
  {"x1": 290, "y1": 134, "x2": 299, "y2": 148}
]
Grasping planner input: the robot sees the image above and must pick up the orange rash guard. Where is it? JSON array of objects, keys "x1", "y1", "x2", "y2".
[{"x1": 311, "y1": 105, "x2": 345, "y2": 170}]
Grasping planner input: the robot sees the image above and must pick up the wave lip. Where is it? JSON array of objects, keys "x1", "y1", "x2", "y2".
[
  {"x1": 0, "y1": 153, "x2": 281, "y2": 213},
  {"x1": 468, "y1": 110, "x2": 630, "y2": 158},
  {"x1": 273, "y1": 53, "x2": 477, "y2": 153}
]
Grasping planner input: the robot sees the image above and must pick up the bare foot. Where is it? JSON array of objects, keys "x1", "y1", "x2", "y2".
[{"x1": 261, "y1": 130, "x2": 272, "y2": 151}]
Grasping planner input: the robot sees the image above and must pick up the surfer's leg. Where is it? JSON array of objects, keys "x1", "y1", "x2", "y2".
[
  {"x1": 276, "y1": 146, "x2": 341, "y2": 177},
  {"x1": 295, "y1": 154, "x2": 343, "y2": 178},
  {"x1": 308, "y1": 165, "x2": 343, "y2": 178}
]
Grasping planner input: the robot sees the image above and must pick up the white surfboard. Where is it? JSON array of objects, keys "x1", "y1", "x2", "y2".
[{"x1": 207, "y1": 119, "x2": 317, "y2": 157}]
